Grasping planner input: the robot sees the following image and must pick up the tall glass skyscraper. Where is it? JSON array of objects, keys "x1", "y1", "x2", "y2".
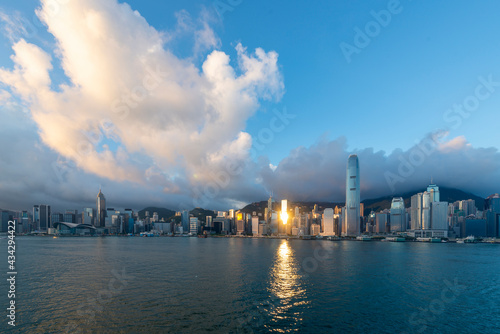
[
  {"x1": 390, "y1": 197, "x2": 406, "y2": 232},
  {"x1": 345, "y1": 155, "x2": 360, "y2": 236},
  {"x1": 33, "y1": 204, "x2": 51, "y2": 231},
  {"x1": 96, "y1": 188, "x2": 106, "y2": 227},
  {"x1": 427, "y1": 183, "x2": 440, "y2": 202}
]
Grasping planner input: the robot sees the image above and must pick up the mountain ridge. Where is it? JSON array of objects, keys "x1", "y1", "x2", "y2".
[{"x1": 137, "y1": 187, "x2": 486, "y2": 218}]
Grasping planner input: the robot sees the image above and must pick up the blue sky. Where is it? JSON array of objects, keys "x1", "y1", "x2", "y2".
[{"x1": 0, "y1": 0, "x2": 499, "y2": 211}]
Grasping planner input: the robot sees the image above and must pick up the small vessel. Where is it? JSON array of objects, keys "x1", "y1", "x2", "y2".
[
  {"x1": 464, "y1": 235, "x2": 477, "y2": 243},
  {"x1": 386, "y1": 237, "x2": 405, "y2": 242},
  {"x1": 416, "y1": 237, "x2": 431, "y2": 242},
  {"x1": 356, "y1": 235, "x2": 372, "y2": 241}
]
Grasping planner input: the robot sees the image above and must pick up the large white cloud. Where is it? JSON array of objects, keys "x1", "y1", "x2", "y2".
[{"x1": 0, "y1": 0, "x2": 284, "y2": 210}]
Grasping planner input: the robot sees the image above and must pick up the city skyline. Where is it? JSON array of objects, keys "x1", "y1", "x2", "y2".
[
  {"x1": 1, "y1": 0, "x2": 500, "y2": 212},
  {"x1": 2, "y1": 2, "x2": 500, "y2": 333},
  {"x1": 0, "y1": 147, "x2": 498, "y2": 238}
]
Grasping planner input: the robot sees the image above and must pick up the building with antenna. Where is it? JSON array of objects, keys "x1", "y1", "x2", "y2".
[{"x1": 96, "y1": 187, "x2": 106, "y2": 227}]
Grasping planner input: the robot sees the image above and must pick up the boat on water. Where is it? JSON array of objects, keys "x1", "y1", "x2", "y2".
[
  {"x1": 416, "y1": 237, "x2": 442, "y2": 243},
  {"x1": 386, "y1": 237, "x2": 405, "y2": 242},
  {"x1": 464, "y1": 235, "x2": 477, "y2": 243},
  {"x1": 356, "y1": 235, "x2": 372, "y2": 241},
  {"x1": 456, "y1": 236, "x2": 477, "y2": 243}
]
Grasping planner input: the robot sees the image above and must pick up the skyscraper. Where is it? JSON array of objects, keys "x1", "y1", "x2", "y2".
[
  {"x1": 33, "y1": 205, "x2": 39, "y2": 230},
  {"x1": 82, "y1": 207, "x2": 95, "y2": 225},
  {"x1": 390, "y1": 197, "x2": 406, "y2": 232},
  {"x1": 96, "y1": 188, "x2": 106, "y2": 227},
  {"x1": 427, "y1": 183, "x2": 440, "y2": 202},
  {"x1": 345, "y1": 155, "x2": 360, "y2": 236},
  {"x1": 181, "y1": 210, "x2": 189, "y2": 234},
  {"x1": 410, "y1": 184, "x2": 449, "y2": 238},
  {"x1": 281, "y1": 199, "x2": 288, "y2": 234},
  {"x1": 422, "y1": 192, "x2": 431, "y2": 230},
  {"x1": 323, "y1": 208, "x2": 334, "y2": 235},
  {"x1": 33, "y1": 204, "x2": 51, "y2": 231},
  {"x1": 267, "y1": 195, "x2": 273, "y2": 226},
  {"x1": 410, "y1": 194, "x2": 421, "y2": 230}
]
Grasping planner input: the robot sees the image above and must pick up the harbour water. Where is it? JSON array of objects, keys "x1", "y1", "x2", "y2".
[{"x1": 1, "y1": 237, "x2": 500, "y2": 333}]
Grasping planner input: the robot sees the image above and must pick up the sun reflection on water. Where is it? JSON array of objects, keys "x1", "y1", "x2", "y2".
[{"x1": 267, "y1": 240, "x2": 309, "y2": 332}]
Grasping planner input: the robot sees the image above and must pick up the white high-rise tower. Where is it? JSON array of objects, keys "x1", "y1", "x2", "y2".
[{"x1": 344, "y1": 155, "x2": 360, "y2": 236}]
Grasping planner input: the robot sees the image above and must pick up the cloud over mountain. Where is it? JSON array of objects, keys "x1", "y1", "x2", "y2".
[{"x1": 261, "y1": 132, "x2": 500, "y2": 202}]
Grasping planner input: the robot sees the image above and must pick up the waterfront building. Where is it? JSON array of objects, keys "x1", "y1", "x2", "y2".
[
  {"x1": 0, "y1": 211, "x2": 11, "y2": 232},
  {"x1": 181, "y1": 210, "x2": 189, "y2": 233},
  {"x1": 33, "y1": 204, "x2": 50, "y2": 231},
  {"x1": 390, "y1": 197, "x2": 406, "y2": 232},
  {"x1": 82, "y1": 207, "x2": 95, "y2": 226},
  {"x1": 63, "y1": 212, "x2": 76, "y2": 224},
  {"x1": 376, "y1": 213, "x2": 388, "y2": 234},
  {"x1": 485, "y1": 194, "x2": 500, "y2": 237},
  {"x1": 270, "y1": 211, "x2": 278, "y2": 235},
  {"x1": 189, "y1": 217, "x2": 199, "y2": 234},
  {"x1": 310, "y1": 223, "x2": 321, "y2": 235},
  {"x1": 322, "y1": 208, "x2": 334, "y2": 235},
  {"x1": 462, "y1": 218, "x2": 487, "y2": 237},
  {"x1": 427, "y1": 183, "x2": 440, "y2": 202},
  {"x1": 431, "y1": 201, "x2": 448, "y2": 230},
  {"x1": 333, "y1": 214, "x2": 341, "y2": 236},
  {"x1": 258, "y1": 223, "x2": 267, "y2": 236},
  {"x1": 344, "y1": 155, "x2": 361, "y2": 236},
  {"x1": 206, "y1": 215, "x2": 213, "y2": 228},
  {"x1": 409, "y1": 184, "x2": 449, "y2": 238},
  {"x1": 252, "y1": 216, "x2": 259, "y2": 235},
  {"x1": 96, "y1": 188, "x2": 106, "y2": 227},
  {"x1": 154, "y1": 222, "x2": 171, "y2": 234}
]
